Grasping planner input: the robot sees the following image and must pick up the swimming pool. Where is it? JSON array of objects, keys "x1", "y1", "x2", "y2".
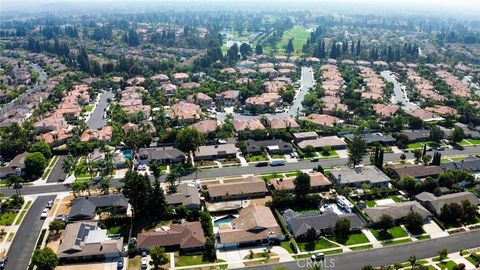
[
  {"x1": 123, "y1": 150, "x2": 133, "y2": 159},
  {"x1": 213, "y1": 215, "x2": 236, "y2": 227}
]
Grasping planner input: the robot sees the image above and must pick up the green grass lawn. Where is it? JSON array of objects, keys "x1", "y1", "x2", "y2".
[
  {"x1": 466, "y1": 138, "x2": 480, "y2": 145},
  {"x1": 277, "y1": 26, "x2": 311, "y2": 56},
  {"x1": 0, "y1": 212, "x2": 17, "y2": 226},
  {"x1": 466, "y1": 255, "x2": 479, "y2": 267},
  {"x1": 15, "y1": 209, "x2": 28, "y2": 225},
  {"x1": 106, "y1": 226, "x2": 121, "y2": 235},
  {"x1": 248, "y1": 154, "x2": 268, "y2": 162},
  {"x1": 128, "y1": 256, "x2": 141, "y2": 269},
  {"x1": 280, "y1": 241, "x2": 296, "y2": 254},
  {"x1": 371, "y1": 226, "x2": 408, "y2": 241},
  {"x1": 285, "y1": 172, "x2": 300, "y2": 177},
  {"x1": 436, "y1": 260, "x2": 457, "y2": 270},
  {"x1": 319, "y1": 150, "x2": 339, "y2": 158},
  {"x1": 328, "y1": 231, "x2": 370, "y2": 246},
  {"x1": 350, "y1": 244, "x2": 372, "y2": 251},
  {"x1": 389, "y1": 195, "x2": 402, "y2": 202},
  {"x1": 416, "y1": 234, "x2": 431, "y2": 240},
  {"x1": 83, "y1": 105, "x2": 94, "y2": 112},
  {"x1": 261, "y1": 173, "x2": 281, "y2": 181},
  {"x1": 297, "y1": 238, "x2": 339, "y2": 252},
  {"x1": 175, "y1": 253, "x2": 204, "y2": 267},
  {"x1": 270, "y1": 154, "x2": 286, "y2": 159},
  {"x1": 324, "y1": 249, "x2": 343, "y2": 255},
  {"x1": 366, "y1": 200, "x2": 376, "y2": 207},
  {"x1": 382, "y1": 238, "x2": 412, "y2": 246},
  {"x1": 407, "y1": 141, "x2": 438, "y2": 149}
]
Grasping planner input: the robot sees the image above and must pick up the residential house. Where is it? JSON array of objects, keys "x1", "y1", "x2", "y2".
[
  {"x1": 165, "y1": 183, "x2": 201, "y2": 209},
  {"x1": 80, "y1": 126, "x2": 113, "y2": 142},
  {"x1": 194, "y1": 144, "x2": 239, "y2": 160},
  {"x1": 441, "y1": 157, "x2": 480, "y2": 172},
  {"x1": 57, "y1": 221, "x2": 123, "y2": 262},
  {"x1": 372, "y1": 104, "x2": 399, "y2": 118},
  {"x1": 137, "y1": 222, "x2": 205, "y2": 251},
  {"x1": 190, "y1": 119, "x2": 217, "y2": 133},
  {"x1": 283, "y1": 209, "x2": 365, "y2": 238},
  {"x1": 293, "y1": 132, "x2": 319, "y2": 143},
  {"x1": 232, "y1": 118, "x2": 265, "y2": 132},
  {"x1": 68, "y1": 194, "x2": 129, "y2": 221},
  {"x1": 269, "y1": 172, "x2": 332, "y2": 192},
  {"x1": 303, "y1": 114, "x2": 343, "y2": 127},
  {"x1": 138, "y1": 147, "x2": 186, "y2": 165},
  {"x1": 330, "y1": 166, "x2": 391, "y2": 188},
  {"x1": 364, "y1": 201, "x2": 432, "y2": 223},
  {"x1": 265, "y1": 117, "x2": 300, "y2": 130},
  {"x1": 401, "y1": 129, "x2": 431, "y2": 142},
  {"x1": 0, "y1": 152, "x2": 27, "y2": 178},
  {"x1": 217, "y1": 90, "x2": 240, "y2": 106},
  {"x1": 344, "y1": 132, "x2": 396, "y2": 146},
  {"x1": 207, "y1": 176, "x2": 267, "y2": 201},
  {"x1": 244, "y1": 139, "x2": 294, "y2": 154},
  {"x1": 389, "y1": 165, "x2": 443, "y2": 180},
  {"x1": 167, "y1": 102, "x2": 202, "y2": 123},
  {"x1": 415, "y1": 191, "x2": 480, "y2": 215},
  {"x1": 217, "y1": 205, "x2": 284, "y2": 249},
  {"x1": 407, "y1": 109, "x2": 444, "y2": 122},
  {"x1": 297, "y1": 136, "x2": 347, "y2": 150}
]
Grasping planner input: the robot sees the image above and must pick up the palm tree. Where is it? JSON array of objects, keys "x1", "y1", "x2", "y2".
[
  {"x1": 166, "y1": 173, "x2": 178, "y2": 193},
  {"x1": 99, "y1": 180, "x2": 110, "y2": 195},
  {"x1": 148, "y1": 160, "x2": 163, "y2": 181},
  {"x1": 408, "y1": 255, "x2": 417, "y2": 270},
  {"x1": 191, "y1": 164, "x2": 201, "y2": 182},
  {"x1": 6, "y1": 175, "x2": 23, "y2": 195},
  {"x1": 62, "y1": 154, "x2": 77, "y2": 181}
]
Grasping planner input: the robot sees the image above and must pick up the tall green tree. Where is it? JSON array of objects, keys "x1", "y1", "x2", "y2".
[
  {"x1": 31, "y1": 247, "x2": 59, "y2": 270},
  {"x1": 347, "y1": 133, "x2": 367, "y2": 167},
  {"x1": 5, "y1": 174, "x2": 24, "y2": 195},
  {"x1": 122, "y1": 171, "x2": 152, "y2": 216},
  {"x1": 293, "y1": 172, "x2": 311, "y2": 195},
  {"x1": 176, "y1": 127, "x2": 204, "y2": 154},
  {"x1": 450, "y1": 127, "x2": 465, "y2": 144},
  {"x1": 255, "y1": 44, "x2": 263, "y2": 55},
  {"x1": 286, "y1": 38, "x2": 294, "y2": 55},
  {"x1": 25, "y1": 152, "x2": 48, "y2": 179},
  {"x1": 149, "y1": 246, "x2": 169, "y2": 269},
  {"x1": 30, "y1": 141, "x2": 52, "y2": 159}
]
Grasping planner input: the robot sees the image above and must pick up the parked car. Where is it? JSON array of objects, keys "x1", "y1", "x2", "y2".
[
  {"x1": 117, "y1": 257, "x2": 124, "y2": 269},
  {"x1": 0, "y1": 256, "x2": 8, "y2": 270},
  {"x1": 310, "y1": 157, "x2": 319, "y2": 162},
  {"x1": 255, "y1": 161, "x2": 269, "y2": 167},
  {"x1": 141, "y1": 257, "x2": 148, "y2": 269},
  {"x1": 54, "y1": 214, "x2": 68, "y2": 222},
  {"x1": 46, "y1": 200, "x2": 53, "y2": 209},
  {"x1": 40, "y1": 208, "x2": 49, "y2": 219},
  {"x1": 311, "y1": 253, "x2": 325, "y2": 261}
]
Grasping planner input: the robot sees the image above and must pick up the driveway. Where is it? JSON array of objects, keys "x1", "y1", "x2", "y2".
[
  {"x1": 423, "y1": 219, "x2": 449, "y2": 239},
  {"x1": 5, "y1": 195, "x2": 57, "y2": 270},
  {"x1": 86, "y1": 90, "x2": 114, "y2": 130},
  {"x1": 46, "y1": 155, "x2": 68, "y2": 183}
]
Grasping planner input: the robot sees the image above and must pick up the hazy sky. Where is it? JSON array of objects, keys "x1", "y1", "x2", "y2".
[{"x1": 1, "y1": 0, "x2": 479, "y2": 17}]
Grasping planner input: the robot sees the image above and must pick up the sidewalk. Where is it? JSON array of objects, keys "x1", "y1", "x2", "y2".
[{"x1": 362, "y1": 229, "x2": 383, "y2": 248}]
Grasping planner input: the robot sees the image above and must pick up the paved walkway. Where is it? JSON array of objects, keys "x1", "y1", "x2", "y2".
[
  {"x1": 362, "y1": 229, "x2": 383, "y2": 248},
  {"x1": 423, "y1": 220, "x2": 449, "y2": 239},
  {"x1": 237, "y1": 153, "x2": 249, "y2": 167}
]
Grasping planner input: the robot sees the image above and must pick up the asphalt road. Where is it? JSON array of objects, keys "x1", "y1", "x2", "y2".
[
  {"x1": 1, "y1": 146, "x2": 479, "y2": 197},
  {"x1": 247, "y1": 230, "x2": 480, "y2": 270},
  {"x1": 217, "y1": 66, "x2": 314, "y2": 122},
  {"x1": 87, "y1": 90, "x2": 114, "y2": 130},
  {"x1": 5, "y1": 195, "x2": 56, "y2": 270},
  {"x1": 46, "y1": 155, "x2": 67, "y2": 183},
  {"x1": 381, "y1": 70, "x2": 418, "y2": 112}
]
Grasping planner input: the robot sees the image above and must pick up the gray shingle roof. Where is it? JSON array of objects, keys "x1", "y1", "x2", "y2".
[{"x1": 69, "y1": 194, "x2": 128, "y2": 220}]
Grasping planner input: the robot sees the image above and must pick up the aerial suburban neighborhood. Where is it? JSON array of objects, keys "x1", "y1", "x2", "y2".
[{"x1": 0, "y1": 0, "x2": 480, "y2": 270}]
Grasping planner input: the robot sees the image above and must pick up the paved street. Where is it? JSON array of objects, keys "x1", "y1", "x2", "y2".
[
  {"x1": 247, "y1": 230, "x2": 480, "y2": 270},
  {"x1": 217, "y1": 66, "x2": 314, "y2": 122},
  {"x1": 381, "y1": 70, "x2": 418, "y2": 112},
  {"x1": 1, "y1": 146, "x2": 480, "y2": 197},
  {"x1": 5, "y1": 195, "x2": 56, "y2": 270},
  {"x1": 86, "y1": 90, "x2": 114, "y2": 130},
  {"x1": 46, "y1": 155, "x2": 67, "y2": 183}
]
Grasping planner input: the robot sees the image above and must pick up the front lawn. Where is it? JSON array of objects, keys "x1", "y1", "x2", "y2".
[
  {"x1": 297, "y1": 238, "x2": 339, "y2": 252},
  {"x1": 270, "y1": 154, "x2": 286, "y2": 159},
  {"x1": 466, "y1": 138, "x2": 480, "y2": 145},
  {"x1": 436, "y1": 260, "x2": 457, "y2": 270},
  {"x1": 128, "y1": 256, "x2": 141, "y2": 269},
  {"x1": 280, "y1": 241, "x2": 296, "y2": 254},
  {"x1": 261, "y1": 173, "x2": 282, "y2": 181},
  {"x1": 366, "y1": 200, "x2": 376, "y2": 207},
  {"x1": 327, "y1": 231, "x2": 370, "y2": 246},
  {"x1": 350, "y1": 244, "x2": 372, "y2": 251},
  {"x1": 83, "y1": 105, "x2": 94, "y2": 112},
  {"x1": 248, "y1": 154, "x2": 268, "y2": 162},
  {"x1": 371, "y1": 226, "x2": 408, "y2": 240},
  {"x1": 175, "y1": 252, "x2": 204, "y2": 267},
  {"x1": 382, "y1": 238, "x2": 412, "y2": 246},
  {"x1": 0, "y1": 212, "x2": 17, "y2": 226}
]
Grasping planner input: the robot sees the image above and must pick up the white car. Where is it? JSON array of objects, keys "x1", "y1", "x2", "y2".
[
  {"x1": 40, "y1": 208, "x2": 49, "y2": 219},
  {"x1": 141, "y1": 257, "x2": 148, "y2": 269}
]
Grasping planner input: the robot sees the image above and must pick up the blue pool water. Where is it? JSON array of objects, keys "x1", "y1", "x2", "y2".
[
  {"x1": 123, "y1": 150, "x2": 133, "y2": 159},
  {"x1": 214, "y1": 216, "x2": 236, "y2": 227}
]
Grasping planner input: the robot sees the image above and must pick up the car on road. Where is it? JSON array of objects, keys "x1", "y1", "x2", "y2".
[
  {"x1": 441, "y1": 139, "x2": 450, "y2": 145},
  {"x1": 0, "y1": 256, "x2": 8, "y2": 269},
  {"x1": 270, "y1": 159, "x2": 285, "y2": 166},
  {"x1": 311, "y1": 157, "x2": 319, "y2": 162},
  {"x1": 311, "y1": 253, "x2": 325, "y2": 261},
  {"x1": 255, "y1": 161, "x2": 269, "y2": 167},
  {"x1": 46, "y1": 200, "x2": 53, "y2": 209},
  {"x1": 117, "y1": 257, "x2": 124, "y2": 269},
  {"x1": 141, "y1": 257, "x2": 148, "y2": 269},
  {"x1": 40, "y1": 208, "x2": 49, "y2": 219}
]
